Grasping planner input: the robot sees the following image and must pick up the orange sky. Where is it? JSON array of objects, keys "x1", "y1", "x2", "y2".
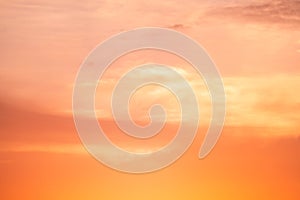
[{"x1": 0, "y1": 0, "x2": 300, "y2": 199}]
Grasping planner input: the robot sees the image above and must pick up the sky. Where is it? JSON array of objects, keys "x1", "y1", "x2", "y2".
[{"x1": 0, "y1": 0, "x2": 300, "y2": 199}]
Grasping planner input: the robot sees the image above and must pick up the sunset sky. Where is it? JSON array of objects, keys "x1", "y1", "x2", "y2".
[{"x1": 0, "y1": 0, "x2": 300, "y2": 199}]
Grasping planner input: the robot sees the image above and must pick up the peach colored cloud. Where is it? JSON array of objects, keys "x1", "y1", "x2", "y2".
[
  {"x1": 207, "y1": 0, "x2": 300, "y2": 28},
  {"x1": 0, "y1": 0, "x2": 299, "y2": 140},
  {"x1": 93, "y1": 65, "x2": 300, "y2": 133}
]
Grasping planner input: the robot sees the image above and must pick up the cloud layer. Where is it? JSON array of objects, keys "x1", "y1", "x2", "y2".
[{"x1": 208, "y1": 0, "x2": 300, "y2": 28}]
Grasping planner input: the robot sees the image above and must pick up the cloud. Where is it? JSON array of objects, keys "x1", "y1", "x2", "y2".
[
  {"x1": 223, "y1": 75, "x2": 300, "y2": 130},
  {"x1": 0, "y1": 143, "x2": 86, "y2": 155},
  {"x1": 96, "y1": 66, "x2": 300, "y2": 132},
  {"x1": 207, "y1": 0, "x2": 300, "y2": 28},
  {"x1": 167, "y1": 24, "x2": 186, "y2": 30}
]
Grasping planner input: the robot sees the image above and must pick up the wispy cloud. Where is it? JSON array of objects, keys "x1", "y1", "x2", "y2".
[
  {"x1": 207, "y1": 0, "x2": 300, "y2": 28},
  {"x1": 0, "y1": 143, "x2": 86, "y2": 155},
  {"x1": 0, "y1": 0, "x2": 299, "y2": 140},
  {"x1": 94, "y1": 66, "x2": 300, "y2": 132}
]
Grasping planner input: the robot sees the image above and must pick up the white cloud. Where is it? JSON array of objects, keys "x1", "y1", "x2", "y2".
[{"x1": 0, "y1": 143, "x2": 87, "y2": 155}]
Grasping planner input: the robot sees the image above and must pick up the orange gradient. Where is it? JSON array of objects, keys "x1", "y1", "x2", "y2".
[{"x1": 0, "y1": 0, "x2": 299, "y2": 199}]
